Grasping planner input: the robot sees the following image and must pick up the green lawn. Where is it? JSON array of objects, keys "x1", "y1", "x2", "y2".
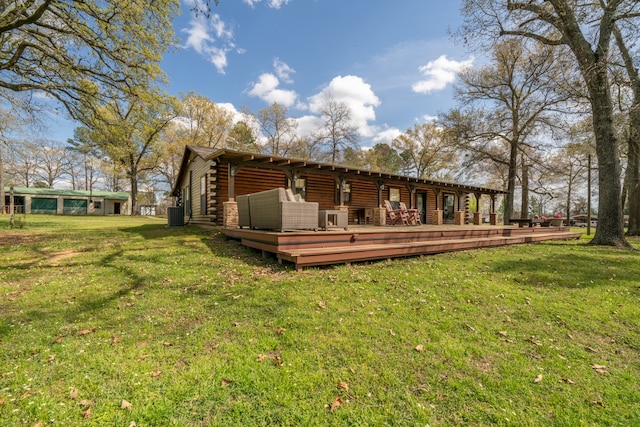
[{"x1": 1, "y1": 215, "x2": 639, "y2": 426}]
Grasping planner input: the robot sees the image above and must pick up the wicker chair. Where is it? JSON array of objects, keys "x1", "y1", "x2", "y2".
[
  {"x1": 236, "y1": 194, "x2": 251, "y2": 228},
  {"x1": 247, "y1": 188, "x2": 319, "y2": 232}
]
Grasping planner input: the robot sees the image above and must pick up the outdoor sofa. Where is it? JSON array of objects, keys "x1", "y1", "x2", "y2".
[{"x1": 240, "y1": 188, "x2": 319, "y2": 232}]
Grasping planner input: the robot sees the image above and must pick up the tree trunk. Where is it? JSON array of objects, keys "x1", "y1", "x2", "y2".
[
  {"x1": 521, "y1": 162, "x2": 529, "y2": 218},
  {"x1": 130, "y1": 172, "x2": 138, "y2": 216},
  {"x1": 503, "y1": 139, "x2": 518, "y2": 221},
  {"x1": 566, "y1": 164, "x2": 572, "y2": 221},
  {"x1": 0, "y1": 146, "x2": 5, "y2": 214},
  {"x1": 585, "y1": 65, "x2": 627, "y2": 246},
  {"x1": 625, "y1": 105, "x2": 640, "y2": 235}
]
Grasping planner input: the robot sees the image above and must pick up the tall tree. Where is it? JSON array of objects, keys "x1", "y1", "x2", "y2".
[
  {"x1": 392, "y1": 122, "x2": 455, "y2": 179},
  {"x1": 253, "y1": 102, "x2": 299, "y2": 157},
  {"x1": 227, "y1": 121, "x2": 258, "y2": 152},
  {"x1": 89, "y1": 90, "x2": 179, "y2": 215},
  {"x1": 443, "y1": 39, "x2": 568, "y2": 222},
  {"x1": 459, "y1": 0, "x2": 633, "y2": 246},
  {"x1": 312, "y1": 95, "x2": 360, "y2": 164},
  {"x1": 611, "y1": 24, "x2": 640, "y2": 235},
  {"x1": 178, "y1": 92, "x2": 234, "y2": 148},
  {"x1": 33, "y1": 139, "x2": 66, "y2": 188},
  {"x1": 1, "y1": 0, "x2": 179, "y2": 122}
]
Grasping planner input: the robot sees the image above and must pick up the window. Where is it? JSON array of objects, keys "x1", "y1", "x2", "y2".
[
  {"x1": 389, "y1": 188, "x2": 400, "y2": 209},
  {"x1": 93, "y1": 201, "x2": 102, "y2": 209},
  {"x1": 335, "y1": 182, "x2": 351, "y2": 204},
  {"x1": 200, "y1": 176, "x2": 207, "y2": 214},
  {"x1": 183, "y1": 185, "x2": 191, "y2": 215},
  {"x1": 294, "y1": 178, "x2": 306, "y2": 200}
]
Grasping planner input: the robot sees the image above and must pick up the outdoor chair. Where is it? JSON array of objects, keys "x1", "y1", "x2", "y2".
[
  {"x1": 399, "y1": 202, "x2": 421, "y2": 225},
  {"x1": 384, "y1": 200, "x2": 410, "y2": 226}
]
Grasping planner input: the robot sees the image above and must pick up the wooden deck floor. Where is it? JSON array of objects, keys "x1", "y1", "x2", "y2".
[{"x1": 221, "y1": 224, "x2": 582, "y2": 270}]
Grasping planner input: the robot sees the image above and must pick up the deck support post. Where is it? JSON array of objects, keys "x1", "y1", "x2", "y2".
[
  {"x1": 432, "y1": 209, "x2": 443, "y2": 225},
  {"x1": 373, "y1": 207, "x2": 386, "y2": 226},
  {"x1": 473, "y1": 211, "x2": 482, "y2": 225},
  {"x1": 455, "y1": 210, "x2": 466, "y2": 225},
  {"x1": 223, "y1": 200, "x2": 238, "y2": 228},
  {"x1": 490, "y1": 212, "x2": 499, "y2": 225}
]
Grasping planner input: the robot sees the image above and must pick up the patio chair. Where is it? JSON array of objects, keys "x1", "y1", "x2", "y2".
[
  {"x1": 399, "y1": 202, "x2": 421, "y2": 225},
  {"x1": 384, "y1": 200, "x2": 410, "y2": 226}
]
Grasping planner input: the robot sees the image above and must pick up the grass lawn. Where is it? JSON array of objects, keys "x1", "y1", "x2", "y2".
[{"x1": 1, "y1": 214, "x2": 639, "y2": 426}]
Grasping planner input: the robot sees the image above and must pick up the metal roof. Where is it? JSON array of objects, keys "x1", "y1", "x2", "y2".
[{"x1": 3, "y1": 187, "x2": 130, "y2": 200}]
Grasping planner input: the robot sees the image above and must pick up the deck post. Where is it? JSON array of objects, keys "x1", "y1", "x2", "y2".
[
  {"x1": 432, "y1": 209, "x2": 443, "y2": 225},
  {"x1": 473, "y1": 211, "x2": 482, "y2": 225},
  {"x1": 454, "y1": 210, "x2": 466, "y2": 225},
  {"x1": 223, "y1": 200, "x2": 238, "y2": 228},
  {"x1": 373, "y1": 207, "x2": 386, "y2": 226},
  {"x1": 490, "y1": 212, "x2": 499, "y2": 225}
]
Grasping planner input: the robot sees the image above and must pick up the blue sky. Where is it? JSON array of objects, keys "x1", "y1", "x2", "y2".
[{"x1": 53, "y1": 0, "x2": 475, "y2": 148}]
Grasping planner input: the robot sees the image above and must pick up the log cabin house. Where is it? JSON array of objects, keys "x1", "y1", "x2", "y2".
[{"x1": 171, "y1": 146, "x2": 506, "y2": 228}]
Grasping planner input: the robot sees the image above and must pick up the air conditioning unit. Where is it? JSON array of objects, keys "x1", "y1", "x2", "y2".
[{"x1": 167, "y1": 206, "x2": 185, "y2": 226}]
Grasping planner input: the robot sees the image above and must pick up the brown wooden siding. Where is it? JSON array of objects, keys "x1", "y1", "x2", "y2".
[{"x1": 180, "y1": 154, "x2": 477, "y2": 226}]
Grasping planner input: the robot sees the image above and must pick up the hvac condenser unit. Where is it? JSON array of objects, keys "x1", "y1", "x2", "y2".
[{"x1": 167, "y1": 206, "x2": 185, "y2": 226}]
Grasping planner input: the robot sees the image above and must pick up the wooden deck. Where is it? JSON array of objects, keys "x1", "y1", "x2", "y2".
[{"x1": 221, "y1": 224, "x2": 582, "y2": 270}]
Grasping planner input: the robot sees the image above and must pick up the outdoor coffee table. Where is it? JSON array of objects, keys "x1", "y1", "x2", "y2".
[{"x1": 318, "y1": 210, "x2": 348, "y2": 231}]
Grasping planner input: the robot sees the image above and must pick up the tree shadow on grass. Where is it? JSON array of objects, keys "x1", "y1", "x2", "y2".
[{"x1": 485, "y1": 241, "x2": 640, "y2": 289}]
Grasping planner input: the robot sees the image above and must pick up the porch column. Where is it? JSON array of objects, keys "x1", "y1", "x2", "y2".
[
  {"x1": 490, "y1": 195, "x2": 498, "y2": 225},
  {"x1": 432, "y1": 188, "x2": 443, "y2": 225},
  {"x1": 376, "y1": 181, "x2": 385, "y2": 207},
  {"x1": 455, "y1": 190, "x2": 466, "y2": 225},
  {"x1": 407, "y1": 185, "x2": 416, "y2": 208},
  {"x1": 223, "y1": 200, "x2": 238, "y2": 228},
  {"x1": 473, "y1": 192, "x2": 482, "y2": 225},
  {"x1": 227, "y1": 163, "x2": 239, "y2": 201}
]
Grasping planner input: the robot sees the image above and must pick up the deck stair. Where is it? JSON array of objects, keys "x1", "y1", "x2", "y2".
[{"x1": 221, "y1": 226, "x2": 581, "y2": 270}]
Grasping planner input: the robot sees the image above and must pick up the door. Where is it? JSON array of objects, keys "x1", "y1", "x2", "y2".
[
  {"x1": 416, "y1": 192, "x2": 427, "y2": 225},
  {"x1": 443, "y1": 194, "x2": 455, "y2": 223},
  {"x1": 114, "y1": 202, "x2": 121, "y2": 215},
  {"x1": 63, "y1": 199, "x2": 87, "y2": 215}
]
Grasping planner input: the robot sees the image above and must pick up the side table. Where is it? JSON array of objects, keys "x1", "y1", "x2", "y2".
[{"x1": 318, "y1": 209, "x2": 348, "y2": 231}]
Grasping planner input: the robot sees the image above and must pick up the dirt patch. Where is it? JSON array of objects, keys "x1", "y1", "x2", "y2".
[
  {"x1": 44, "y1": 250, "x2": 78, "y2": 264},
  {"x1": 0, "y1": 233, "x2": 37, "y2": 246}
]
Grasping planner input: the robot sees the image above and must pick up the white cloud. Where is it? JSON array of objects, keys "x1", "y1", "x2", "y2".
[
  {"x1": 273, "y1": 58, "x2": 295, "y2": 83},
  {"x1": 307, "y1": 75, "x2": 381, "y2": 137},
  {"x1": 182, "y1": 12, "x2": 234, "y2": 74},
  {"x1": 243, "y1": 0, "x2": 292, "y2": 8},
  {"x1": 247, "y1": 73, "x2": 298, "y2": 107},
  {"x1": 412, "y1": 55, "x2": 474, "y2": 94},
  {"x1": 371, "y1": 128, "x2": 402, "y2": 147}
]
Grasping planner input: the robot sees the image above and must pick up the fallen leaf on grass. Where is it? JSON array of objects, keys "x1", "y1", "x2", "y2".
[
  {"x1": 497, "y1": 331, "x2": 508, "y2": 337},
  {"x1": 591, "y1": 400, "x2": 605, "y2": 407},
  {"x1": 592, "y1": 364, "x2": 608, "y2": 374},
  {"x1": 0, "y1": 397, "x2": 6, "y2": 405},
  {"x1": 32, "y1": 422, "x2": 43, "y2": 427},
  {"x1": 560, "y1": 378, "x2": 575, "y2": 384},
  {"x1": 257, "y1": 354, "x2": 265, "y2": 362},
  {"x1": 77, "y1": 329, "x2": 94, "y2": 336},
  {"x1": 55, "y1": 337, "x2": 64, "y2": 343},
  {"x1": 221, "y1": 378, "x2": 233, "y2": 387},
  {"x1": 151, "y1": 371, "x2": 162, "y2": 377},
  {"x1": 534, "y1": 374, "x2": 543, "y2": 383},
  {"x1": 69, "y1": 390, "x2": 78, "y2": 400},
  {"x1": 111, "y1": 336, "x2": 121, "y2": 346},
  {"x1": 586, "y1": 346, "x2": 598, "y2": 353},
  {"x1": 273, "y1": 355, "x2": 284, "y2": 366},
  {"x1": 330, "y1": 397, "x2": 342, "y2": 412},
  {"x1": 465, "y1": 324, "x2": 476, "y2": 332},
  {"x1": 83, "y1": 407, "x2": 91, "y2": 418},
  {"x1": 121, "y1": 400, "x2": 132, "y2": 410},
  {"x1": 129, "y1": 422, "x2": 137, "y2": 427},
  {"x1": 277, "y1": 327, "x2": 286, "y2": 335},
  {"x1": 337, "y1": 382, "x2": 349, "y2": 392},
  {"x1": 162, "y1": 341, "x2": 173, "y2": 347},
  {"x1": 318, "y1": 301, "x2": 327, "y2": 309},
  {"x1": 415, "y1": 344, "x2": 425, "y2": 352},
  {"x1": 78, "y1": 399, "x2": 94, "y2": 406}
]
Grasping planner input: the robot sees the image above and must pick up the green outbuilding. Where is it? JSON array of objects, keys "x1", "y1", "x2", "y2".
[{"x1": 3, "y1": 187, "x2": 131, "y2": 215}]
